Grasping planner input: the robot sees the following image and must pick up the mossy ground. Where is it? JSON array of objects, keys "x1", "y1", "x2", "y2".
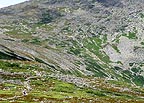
[{"x1": 0, "y1": 60, "x2": 144, "y2": 103}]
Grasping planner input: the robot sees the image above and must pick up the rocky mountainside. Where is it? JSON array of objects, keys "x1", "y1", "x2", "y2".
[{"x1": 0, "y1": 0, "x2": 144, "y2": 102}]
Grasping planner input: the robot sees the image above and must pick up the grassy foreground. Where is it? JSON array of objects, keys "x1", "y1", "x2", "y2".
[{"x1": 0, "y1": 60, "x2": 144, "y2": 103}]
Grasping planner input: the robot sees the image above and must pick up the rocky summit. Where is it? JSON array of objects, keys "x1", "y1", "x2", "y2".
[{"x1": 0, "y1": 0, "x2": 144, "y2": 102}]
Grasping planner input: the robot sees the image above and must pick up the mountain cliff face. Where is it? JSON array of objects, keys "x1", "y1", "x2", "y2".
[{"x1": 0, "y1": 0, "x2": 144, "y2": 102}]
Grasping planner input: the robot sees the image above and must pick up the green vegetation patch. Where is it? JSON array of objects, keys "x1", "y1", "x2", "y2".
[{"x1": 122, "y1": 31, "x2": 137, "y2": 39}]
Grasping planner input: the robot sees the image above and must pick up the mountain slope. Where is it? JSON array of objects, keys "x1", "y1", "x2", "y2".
[{"x1": 0, "y1": 0, "x2": 144, "y2": 102}]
